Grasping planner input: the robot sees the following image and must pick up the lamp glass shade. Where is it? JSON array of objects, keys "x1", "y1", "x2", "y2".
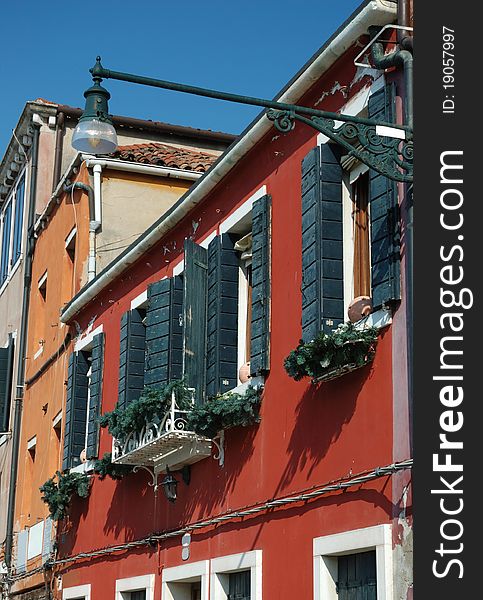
[
  {"x1": 161, "y1": 472, "x2": 178, "y2": 503},
  {"x1": 72, "y1": 118, "x2": 118, "y2": 154}
]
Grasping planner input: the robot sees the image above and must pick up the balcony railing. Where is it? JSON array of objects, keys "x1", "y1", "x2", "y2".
[{"x1": 111, "y1": 389, "x2": 212, "y2": 472}]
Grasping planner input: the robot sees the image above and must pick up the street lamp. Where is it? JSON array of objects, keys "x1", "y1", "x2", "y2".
[
  {"x1": 161, "y1": 467, "x2": 178, "y2": 503},
  {"x1": 73, "y1": 57, "x2": 413, "y2": 183},
  {"x1": 72, "y1": 62, "x2": 117, "y2": 154}
]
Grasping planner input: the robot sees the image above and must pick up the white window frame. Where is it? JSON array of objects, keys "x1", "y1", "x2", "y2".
[
  {"x1": 210, "y1": 550, "x2": 262, "y2": 600},
  {"x1": 63, "y1": 583, "x2": 91, "y2": 600},
  {"x1": 115, "y1": 574, "x2": 155, "y2": 600},
  {"x1": 162, "y1": 559, "x2": 209, "y2": 600},
  {"x1": 0, "y1": 168, "x2": 27, "y2": 295},
  {"x1": 313, "y1": 524, "x2": 393, "y2": 600},
  {"x1": 74, "y1": 325, "x2": 103, "y2": 353}
]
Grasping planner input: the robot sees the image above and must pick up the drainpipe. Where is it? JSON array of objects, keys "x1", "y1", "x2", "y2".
[
  {"x1": 4, "y1": 122, "x2": 41, "y2": 573},
  {"x1": 370, "y1": 25, "x2": 414, "y2": 448},
  {"x1": 397, "y1": 0, "x2": 413, "y2": 52},
  {"x1": 51, "y1": 112, "x2": 65, "y2": 192},
  {"x1": 63, "y1": 182, "x2": 99, "y2": 282}
]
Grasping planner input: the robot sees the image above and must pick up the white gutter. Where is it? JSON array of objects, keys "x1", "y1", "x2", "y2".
[
  {"x1": 92, "y1": 163, "x2": 103, "y2": 225},
  {"x1": 83, "y1": 156, "x2": 202, "y2": 182},
  {"x1": 60, "y1": 0, "x2": 396, "y2": 324}
]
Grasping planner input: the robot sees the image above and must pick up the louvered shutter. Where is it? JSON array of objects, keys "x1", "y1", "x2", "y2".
[
  {"x1": 250, "y1": 194, "x2": 271, "y2": 376},
  {"x1": 183, "y1": 239, "x2": 208, "y2": 404},
  {"x1": 368, "y1": 82, "x2": 401, "y2": 308},
  {"x1": 301, "y1": 144, "x2": 344, "y2": 342},
  {"x1": 206, "y1": 234, "x2": 239, "y2": 397},
  {"x1": 41, "y1": 517, "x2": 53, "y2": 564},
  {"x1": 337, "y1": 551, "x2": 377, "y2": 600},
  {"x1": 62, "y1": 351, "x2": 89, "y2": 470},
  {"x1": 0, "y1": 335, "x2": 14, "y2": 432},
  {"x1": 86, "y1": 333, "x2": 104, "y2": 460},
  {"x1": 16, "y1": 529, "x2": 28, "y2": 573},
  {"x1": 144, "y1": 277, "x2": 183, "y2": 387},
  {"x1": 118, "y1": 309, "x2": 146, "y2": 410}
]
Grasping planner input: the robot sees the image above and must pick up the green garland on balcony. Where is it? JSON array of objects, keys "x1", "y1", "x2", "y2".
[
  {"x1": 39, "y1": 471, "x2": 90, "y2": 521},
  {"x1": 186, "y1": 385, "x2": 263, "y2": 439},
  {"x1": 98, "y1": 380, "x2": 192, "y2": 441},
  {"x1": 284, "y1": 322, "x2": 378, "y2": 381},
  {"x1": 92, "y1": 453, "x2": 134, "y2": 480}
]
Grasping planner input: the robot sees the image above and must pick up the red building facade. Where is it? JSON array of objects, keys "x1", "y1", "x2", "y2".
[{"x1": 51, "y1": 2, "x2": 412, "y2": 599}]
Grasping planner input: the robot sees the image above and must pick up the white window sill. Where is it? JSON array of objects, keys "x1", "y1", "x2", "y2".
[
  {"x1": 69, "y1": 460, "x2": 96, "y2": 475},
  {"x1": 354, "y1": 307, "x2": 392, "y2": 331},
  {"x1": 225, "y1": 376, "x2": 264, "y2": 397}
]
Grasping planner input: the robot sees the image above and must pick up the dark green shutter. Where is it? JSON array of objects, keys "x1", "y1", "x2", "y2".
[
  {"x1": 228, "y1": 571, "x2": 251, "y2": 600},
  {"x1": 206, "y1": 234, "x2": 239, "y2": 396},
  {"x1": 86, "y1": 333, "x2": 104, "y2": 460},
  {"x1": 63, "y1": 351, "x2": 89, "y2": 470},
  {"x1": 183, "y1": 239, "x2": 208, "y2": 404},
  {"x1": 0, "y1": 335, "x2": 14, "y2": 432},
  {"x1": 337, "y1": 551, "x2": 377, "y2": 600},
  {"x1": 118, "y1": 309, "x2": 146, "y2": 410},
  {"x1": 368, "y1": 82, "x2": 401, "y2": 309},
  {"x1": 250, "y1": 194, "x2": 271, "y2": 376},
  {"x1": 144, "y1": 277, "x2": 183, "y2": 387},
  {"x1": 301, "y1": 144, "x2": 344, "y2": 341}
]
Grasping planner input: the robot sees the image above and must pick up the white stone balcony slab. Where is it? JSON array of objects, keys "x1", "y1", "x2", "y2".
[{"x1": 111, "y1": 391, "x2": 212, "y2": 473}]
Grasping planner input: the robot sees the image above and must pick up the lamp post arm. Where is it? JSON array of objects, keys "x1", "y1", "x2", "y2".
[
  {"x1": 90, "y1": 57, "x2": 412, "y2": 182},
  {"x1": 91, "y1": 59, "x2": 409, "y2": 133}
]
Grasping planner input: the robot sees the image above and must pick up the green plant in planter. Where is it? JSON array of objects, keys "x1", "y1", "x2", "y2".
[
  {"x1": 99, "y1": 380, "x2": 192, "y2": 441},
  {"x1": 186, "y1": 385, "x2": 263, "y2": 439},
  {"x1": 92, "y1": 453, "x2": 134, "y2": 480},
  {"x1": 284, "y1": 322, "x2": 378, "y2": 381},
  {"x1": 40, "y1": 471, "x2": 90, "y2": 521}
]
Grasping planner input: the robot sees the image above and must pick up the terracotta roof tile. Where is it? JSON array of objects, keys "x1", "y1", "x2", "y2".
[{"x1": 112, "y1": 142, "x2": 218, "y2": 172}]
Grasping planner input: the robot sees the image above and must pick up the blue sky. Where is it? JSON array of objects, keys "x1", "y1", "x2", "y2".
[{"x1": 0, "y1": 0, "x2": 362, "y2": 154}]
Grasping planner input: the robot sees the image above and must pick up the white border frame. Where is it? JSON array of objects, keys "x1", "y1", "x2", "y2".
[
  {"x1": 115, "y1": 574, "x2": 155, "y2": 600},
  {"x1": 63, "y1": 583, "x2": 91, "y2": 600},
  {"x1": 210, "y1": 550, "x2": 262, "y2": 600},
  {"x1": 74, "y1": 324, "x2": 103, "y2": 352},
  {"x1": 162, "y1": 559, "x2": 209, "y2": 600},
  {"x1": 313, "y1": 524, "x2": 393, "y2": 600},
  {"x1": 219, "y1": 186, "x2": 266, "y2": 234}
]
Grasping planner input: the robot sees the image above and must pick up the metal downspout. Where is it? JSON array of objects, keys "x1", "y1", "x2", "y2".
[
  {"x1": 63, "y1": 182, "x2": 99, "y2": 282},
  {"x1": 52, "y1": 112, "x2": 65, "y2": 192},
  {"x1": 4, "y1": 122, "x2": 41, "y2": 574},
  {"x1": 371, "y1": 25, "x2": 414, "y2": 448}
]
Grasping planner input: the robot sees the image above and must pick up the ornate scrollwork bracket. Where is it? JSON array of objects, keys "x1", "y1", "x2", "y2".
[
  {"x1": 212, "y1": 430, "x2": 225, "y2": 467},
  {"x1": 133, "y1": 465, "x2": 160, "y2": 495},
  {"x1": 266, "y1": 109, "x2": 413, "y2": 183}
]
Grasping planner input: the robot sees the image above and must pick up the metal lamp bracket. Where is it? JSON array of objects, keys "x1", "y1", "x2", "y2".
[{"x1": 212, "y1": 430, "x2": 225, "y2": 467}]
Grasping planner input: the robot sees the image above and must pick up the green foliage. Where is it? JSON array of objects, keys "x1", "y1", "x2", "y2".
[
  {"x1": 284, "y1": 322, "x2": 378, "y2": 381},
  {"x1": 186, "y1": 386, "x2": 262, "y2": 439},
  {"x1": 99, "y1": 380, "x2": 192, "y2": 440},
  {"x1": 39, "y1": 471, "x2": 90, "y2": 521},
  {"x1": 92, "y1": 453, "x2": 134, "y2": 480}
]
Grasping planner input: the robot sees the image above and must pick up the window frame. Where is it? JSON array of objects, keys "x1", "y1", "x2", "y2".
[
  {"x1": 115, "y1": 574, "x2": 155, "y2": 600},
  {"x1": 62, "y1": 583, "x2": 92, "y2": 600},
  {"x1": 210, "y1": 550, "x2": 262, "y2": 600},
  {"x1": 313, "y1": 524, "x2": 393, "y2": 600},
  {"x1": 0, "y1": 169, "x2": 27, "y2": 290},
  {"x1": 161, "y1": 559, "x2": 210, "y2": 600}
]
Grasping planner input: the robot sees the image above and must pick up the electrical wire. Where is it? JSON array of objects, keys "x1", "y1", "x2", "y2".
[{"x1": 7, "y1": 458, "x2": 412, "y2": 583}]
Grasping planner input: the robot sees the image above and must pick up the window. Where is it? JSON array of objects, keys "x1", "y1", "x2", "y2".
[
  {"x1": 38, "y1": 270, "x2": 48, "y2": 301},
  {"x1": 0, "y1": 335, "x2": 15, "y2": 432},
  {"x1": 0, "y1": 173, "x2": 26, "y2": 287},
  {"x1": 63, "y1": 330, "x2": 104, "y2": 470},
  {"x1": 162, "y1": 559, "x2": 209, "y2": 600},
  {"x1": 313, "y1": 524, "x2": 393, "y2": 600},
  {"x1": 115, "y1": 574, "x2": 155, "y2": 600},
  {"x1": 342, "y1": 166, "x2": 371, "y2": 317},
  {"x1": 211, "y1": 550, "x2": 262, "y2": 600}
]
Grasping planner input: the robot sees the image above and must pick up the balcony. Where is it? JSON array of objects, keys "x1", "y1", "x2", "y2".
[{"x1": 112, "y1": 390, "x2": 212, "y2": 473}]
